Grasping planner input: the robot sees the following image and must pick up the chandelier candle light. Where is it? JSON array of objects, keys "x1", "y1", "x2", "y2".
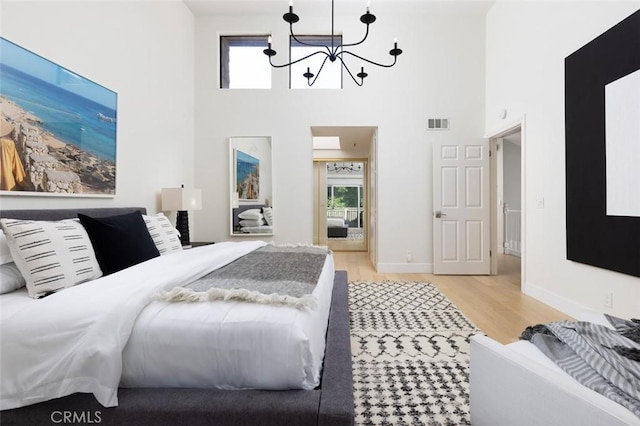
[
  {"x1": 328, "y1": 162, "x2": 362, "y2": 173},
  {"x1": 263, "y1": 0, "x2": 402, "y2": 86}
]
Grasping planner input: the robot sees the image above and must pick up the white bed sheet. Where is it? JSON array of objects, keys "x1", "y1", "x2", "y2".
[
  {"x1": 120, "y1": 251, "x2": 335, "y2": 390},
  {"x1": 239, "y1": 225, "x2": 273, "y2": 234}
]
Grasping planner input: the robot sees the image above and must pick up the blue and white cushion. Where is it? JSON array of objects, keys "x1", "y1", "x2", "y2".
[{"x1": 0, "y1": 219, "x2": 102, "y2": 298}]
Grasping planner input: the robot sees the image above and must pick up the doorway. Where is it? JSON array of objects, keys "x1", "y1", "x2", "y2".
[
  {"x1": 314, "y1": 160, "x2": 368, "y2": 251},
  {"x1": 490, "y1": 121, "x2": 524, "y2": 288},
  {"x1": 311, "y1": 126, "x2": 375, "y2": 253}
]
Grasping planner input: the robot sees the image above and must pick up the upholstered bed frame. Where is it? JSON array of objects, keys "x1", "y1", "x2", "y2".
[
  {"x1": 0, "y1": 208, "x2": 354, "y2": 426},
  {"x1": 328, "y1": 225, "x2": 349, "y2": 238}
]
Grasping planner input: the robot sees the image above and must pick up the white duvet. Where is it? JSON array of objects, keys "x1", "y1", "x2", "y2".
[
  {"x1": 0, "y1": 241, "x2": 271, "y2": 410},
  {"x1": 121, "y1": 247, "x2": 335, "y2": 390},
  {"x1": 327, "y1": 218, "x2": 346, "y2": 228}
]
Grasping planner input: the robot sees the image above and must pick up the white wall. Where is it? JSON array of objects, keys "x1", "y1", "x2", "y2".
[
  {"x1": 194, "y1": 3, "x2": 488, "y2": 273},
  {"x1": 486, "y1": 1, "x2": 640, "y2": 318},
  {"x1": 0, "y1": 0, "x2": 195, "y2": 219},
  {"x1": 503, "y1": 141, "x2": 521, "y2": 210}
]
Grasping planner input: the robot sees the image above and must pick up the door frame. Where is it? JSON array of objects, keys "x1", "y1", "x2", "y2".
[
  {"x1": 487, "y1": 116, "x2": 526, "y2": 289},
  {"x1": 313, "y1": 158, "x2": 369, "y2": 252}
]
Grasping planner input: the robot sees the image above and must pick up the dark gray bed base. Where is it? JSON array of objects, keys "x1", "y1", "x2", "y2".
[
  {"x1": 328, "y1": 225, "x2": 349, "y2": 238},
  {"x1": 0, "y1": 208, "x2": 354, "y2": 426}
]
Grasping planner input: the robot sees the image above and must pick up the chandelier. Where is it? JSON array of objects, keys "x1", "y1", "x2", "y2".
[
  {"x1": 263, "y1": 0, "x2": 402, "y2": 86},
  {"x1": 327, "y1": 162, "x2": 362, "y2": 173}
]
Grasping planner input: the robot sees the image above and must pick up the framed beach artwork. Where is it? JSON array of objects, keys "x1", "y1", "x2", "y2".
[
  {"x1": 234, "y1": 149, "x2": 260, "y2": 200},
  {"x1": 0, "y1": 37, "x2": 117, "y2": 197}
]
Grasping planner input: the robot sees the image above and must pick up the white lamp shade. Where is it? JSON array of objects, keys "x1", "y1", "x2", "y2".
[{"x1": 162, "y1": 187, "x2": 202, "y2": 211}]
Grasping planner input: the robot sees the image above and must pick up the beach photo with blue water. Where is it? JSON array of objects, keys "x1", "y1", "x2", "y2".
[
  {"x1": 0, "y1": 37, "x2": 117, "y2": 195},
  {"x1": 235, "y1": 149, "x2": 259, "y2": 200}
]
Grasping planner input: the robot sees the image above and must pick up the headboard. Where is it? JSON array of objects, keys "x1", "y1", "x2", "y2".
[{"x1": 0, "y1": 207, "x2": 147, "y2": 221}]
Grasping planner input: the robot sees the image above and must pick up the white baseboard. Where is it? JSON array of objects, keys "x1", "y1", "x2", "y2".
[
  {"x1": 523, "y1": 280, "x2": 592, "y2": 319},
  {"x1": 375, "y1": 262, "x2": 433, "y2": 273},
  {"x1": 505, "y1": 248, "x2": 521, "y2": 257}
]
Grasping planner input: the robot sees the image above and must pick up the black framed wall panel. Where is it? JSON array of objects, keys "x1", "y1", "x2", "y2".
[{"x1": 565, "y1": 9, "x2": 640, "y2": 277}]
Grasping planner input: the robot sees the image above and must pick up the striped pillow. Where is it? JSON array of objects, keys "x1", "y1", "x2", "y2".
[
  {"x1": 143, "y1": 213, "x2": 182, "y2": 254},
  {"x1": 0, "y1": 219, "x2": 102, "y2": 298},
  {"x1": 263, "y1": 207, "x2": 273, "y2": 226}
]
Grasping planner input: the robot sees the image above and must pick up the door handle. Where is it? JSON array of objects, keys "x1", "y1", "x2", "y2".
[{"x1": 434, "y1": 211, "x2": 447, "y2": 218}]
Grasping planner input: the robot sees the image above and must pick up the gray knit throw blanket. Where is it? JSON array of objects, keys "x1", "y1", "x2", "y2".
[
  {"x1": 521, "y1": 315, "x2": 640, "y2": 417},
  {"x1": 157, "y1": 244, "x2": 330, "y2": 310}
]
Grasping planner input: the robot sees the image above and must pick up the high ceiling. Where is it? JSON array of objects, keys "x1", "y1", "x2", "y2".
[
  {"x1": 184, "y1": 0, "x2": 494, "y2": 17},
  {"x1": 311, "y1": 126, "x2": 375, "y2": 151}
]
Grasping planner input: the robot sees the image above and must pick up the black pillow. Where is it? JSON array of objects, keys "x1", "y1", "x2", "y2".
[{"x1": 78, "y1": 211, "x2": 160, "y2": 275}]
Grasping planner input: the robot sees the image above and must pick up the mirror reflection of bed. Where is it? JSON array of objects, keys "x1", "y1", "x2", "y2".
[{"x1": 232, "y1": 204, "x2": 273, "y2": 235}]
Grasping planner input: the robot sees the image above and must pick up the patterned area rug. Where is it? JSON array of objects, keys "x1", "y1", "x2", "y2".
[{"x1": 349, "y1": 280, "x2": 479, "y2": 425}]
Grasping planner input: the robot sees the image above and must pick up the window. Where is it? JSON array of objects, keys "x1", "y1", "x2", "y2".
[
  {"x1": 327, "y1": 184, "x2": 364, "y2": 227},
  {"x1": 290, "y1": 35, "x2": 342, "y2": 89},
  {"x1": 220, "y1": 36, "x2": 271, "y2": 89}
]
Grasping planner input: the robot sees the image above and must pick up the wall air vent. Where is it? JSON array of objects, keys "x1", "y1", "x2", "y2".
[{"x1": 427, "y1": 118, "x2": 450, "y2": 130}]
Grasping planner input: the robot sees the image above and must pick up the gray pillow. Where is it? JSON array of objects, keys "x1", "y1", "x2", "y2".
[{"x1": 0, "y1": 262, "x2": 26, "y2": 294}]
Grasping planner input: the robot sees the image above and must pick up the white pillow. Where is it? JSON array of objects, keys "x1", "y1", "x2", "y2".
[
  {"x1": 239, "y1": 219, "x2": 265, "y2": 227},
  {"x1": 0, "y1": 218, "x2": 103, "y2": 298},
  {"x1": 263, "y1": 207, "x2": 273, "y2": 226},
  {"x1": 0, "y1": 262, "x2": 26, "y2": 294},
  {"x1": 0, "y1": 232, "x2": 13, "y2": 265},
  {"x1": 238, "y1": 209, "x2": 263, "y2": 220},
  {"x1": 143, "y1": 213, "x2": 182, "y2": 255}
]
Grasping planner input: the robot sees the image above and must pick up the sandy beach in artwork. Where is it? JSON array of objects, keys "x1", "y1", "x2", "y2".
[
  {"x1": 1, "y1": 95, "x2": 115, "y2": 194},
  {"x1": 1, "y1": 97, "x2": 67, "y2": 149}
]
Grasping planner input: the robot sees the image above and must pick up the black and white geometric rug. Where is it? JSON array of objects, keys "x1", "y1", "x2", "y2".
[{"x1": 349, "y1": 280, "x2": 479, "y2": 425}]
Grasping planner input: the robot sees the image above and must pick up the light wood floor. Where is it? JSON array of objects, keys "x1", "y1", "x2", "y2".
[{"x1": 333, "y1": 251, "x2": 573, "y2": 344}]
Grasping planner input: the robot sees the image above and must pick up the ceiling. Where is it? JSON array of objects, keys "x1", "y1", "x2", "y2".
[
  {"x1": 311, "y1": 126, "x2": 375, "y2": 151},
  {"x1": 184, "y1": 0, "x2": 494, "y2": 17},
  {"x1": 502, "y1": 130, "x2": 521, "y2": 146}
]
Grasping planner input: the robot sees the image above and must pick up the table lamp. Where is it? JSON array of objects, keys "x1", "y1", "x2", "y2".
[{"x1": 161, "y1": 185, "x2": 202, "y2": 247}]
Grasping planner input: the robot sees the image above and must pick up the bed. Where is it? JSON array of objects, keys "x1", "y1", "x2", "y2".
[
  {"x1": 0, "y1": 207, "x2": 354, "y2": 426},
  {"x1": 232, "y1": 204, "x2": 273, "y2": 234},
  {"x1": 470, "y1": 312, "x2": 640, "y2": 426},
  {"x1": 327, "y1": 217, "x2": 348, "y2": 238}
]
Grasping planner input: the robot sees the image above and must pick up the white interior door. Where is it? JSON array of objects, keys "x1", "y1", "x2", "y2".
[{"x1": 433, "y1": 139, "x2": 490, "y2": 275}]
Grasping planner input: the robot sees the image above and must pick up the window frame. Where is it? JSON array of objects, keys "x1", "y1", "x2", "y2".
[{"x1": 220, "y1": 35, "x2": 271, "y2": 89}]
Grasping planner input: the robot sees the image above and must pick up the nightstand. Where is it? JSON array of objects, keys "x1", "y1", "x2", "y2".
[{"x1": 186, "y1": 242, "x2": 215, "y2": 248}]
